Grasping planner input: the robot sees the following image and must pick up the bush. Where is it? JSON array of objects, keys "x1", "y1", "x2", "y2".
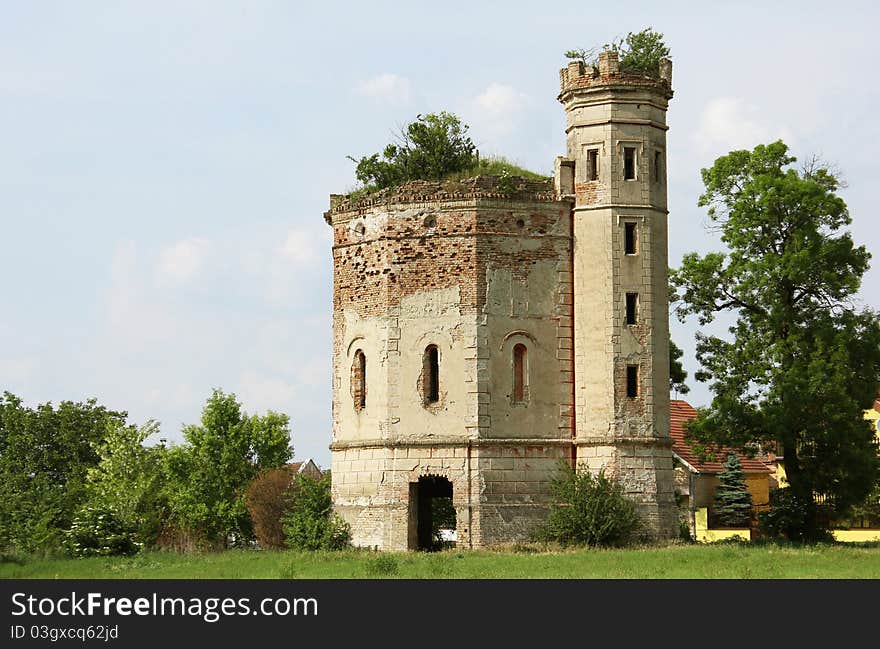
[
  {"x1": 758, "y1": 488, "x2": 834, "y2": 543},
  {"x1": 281, "y1": 474, "x2": 351, "y2": 551},
  {"x1": 245, "y1": 466, "x2": 297, "y2": 549},
  {"x1": 65, "y1": 506, "x2": 140, "y2": 557},
  {"x1": 538, "y1": 462, "x2": 640, "y2": 547},
  {"x1": 348, "y1": 112, "x2": 477, "y2": 190}
]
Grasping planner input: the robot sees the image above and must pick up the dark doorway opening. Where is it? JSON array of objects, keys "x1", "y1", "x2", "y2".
[{"x1": 410, "y1": 476, "x2": 456, "y2": 551}]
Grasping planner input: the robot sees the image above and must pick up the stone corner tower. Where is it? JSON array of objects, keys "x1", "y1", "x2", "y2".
[{"x1": 557, "y1": 50, "x2": 677, "y2": 539}]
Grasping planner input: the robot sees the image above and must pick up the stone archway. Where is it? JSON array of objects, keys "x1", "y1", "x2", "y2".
[{"x1": 408, "y1": 475, "x2": 455, "y2": 551}]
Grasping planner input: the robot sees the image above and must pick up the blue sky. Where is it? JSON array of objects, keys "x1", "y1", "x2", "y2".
[{"x1": 2, "y1": 1, "x2": 877, "y2": 467}]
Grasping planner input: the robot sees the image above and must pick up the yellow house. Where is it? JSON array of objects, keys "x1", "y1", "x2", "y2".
[
  {"x1": 865, "y1": 397, "x2": 880, "y2": 443},
  {"x1": 670, "y1": 400, "x2": 771, "y2": 538}
]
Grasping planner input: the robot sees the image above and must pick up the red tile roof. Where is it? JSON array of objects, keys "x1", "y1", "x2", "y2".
[{"x1": 670, "y1": 399, "x2": 770, "y2": 474}]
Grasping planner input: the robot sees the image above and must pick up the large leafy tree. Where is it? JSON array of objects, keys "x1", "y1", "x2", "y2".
[
  {"x1": 165, "y1": 389, "x2": 292, "y2": 547},
  {"x1": 348, "y1": 111, "x2": 477, "y2": 189},
  {"x1": 671, "y1": 141, "x2": 880, "y2": 539},
  {"x1": 82, "y1": 419, "x2": 167, "y2": 546},
  {"x1": 0, "y1": 392, "x2": 127, "y2": 552}
]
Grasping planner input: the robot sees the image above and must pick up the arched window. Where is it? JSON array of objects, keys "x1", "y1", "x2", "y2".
[
  {"x1": 513, "y1": 343, "x2": 528, "y2": 404},
  {"x1": 423, "y1": 345, "x2": 439, "y2": 405},
  {"x1": 352, "y1": 350, "x2": 366, "y2": 411}
]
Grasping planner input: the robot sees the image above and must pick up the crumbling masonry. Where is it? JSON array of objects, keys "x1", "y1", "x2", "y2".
[{"x1": 324, "y1": 51, "x2": 678, "y2": 549}]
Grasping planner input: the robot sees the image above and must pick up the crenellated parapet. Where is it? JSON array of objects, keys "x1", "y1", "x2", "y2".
[{"x1": 558, "y1": 50, "x2": 673, "y2": 101}]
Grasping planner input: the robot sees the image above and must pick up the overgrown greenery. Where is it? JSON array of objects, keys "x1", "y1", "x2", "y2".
[
  {"x1": 712, "y1": 453, "x2": 753, "y2": 528},
  {"x1": 345, "y1": 112, "x2": 547, "y2": 197},
  {"x1": 6, "y1": 543, "x2": 880, "y2": 579},
  {"x1": 348, "y1": 112, "x2": 477, "y2": 189},
  {"x1": 81, "y1": 419, "x2": 167, "y2": 548},
  {"x1": 65, "y1": 505, "x2": 139, "y2": 558},
  {"x1": 671, "y1": 141, "x2": 880, "y2": 541},
  {"x1": 0, "y1": 392, "x2": 127, "y2": 554},
  {"x1": 565, "y1": 27, "x2": 670, "y2": 79},
  {"x1": 164, "y1": 389, "x2": 292, "y2": 548},
  {"x1": 244, "y1": 466, "x2": 297, "y2": 549},
  {"x1": 281, "y1": 474, "x2": 351, "y2": 551},
  {"x1": 759, "y1": 488, "x2": 834, "y2": 543},
  {"x1": 538, "y1": 462, "x2": 640, "y2": 547}
]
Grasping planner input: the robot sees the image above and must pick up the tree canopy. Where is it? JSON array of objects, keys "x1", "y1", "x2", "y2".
[
  {"x1": 671, "y1": 140, "x2": 880, "y2": 539},
  {"x1": 0, "y1": 392, "x2": 127, "y2": 553},
  {"x1": 165, "y1": 389, "x2": 292, "y2": 547}
]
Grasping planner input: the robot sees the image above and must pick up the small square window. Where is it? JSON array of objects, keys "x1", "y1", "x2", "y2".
[
  {"x1": 624, "y1": 222, "x2": 638, "y2": 255},
  {"x1": 626, "y1": 365, "x2": 639, "y2": 398},
  {"x1": 623, "y1": 147, "x2": 636, "y2": 180}
]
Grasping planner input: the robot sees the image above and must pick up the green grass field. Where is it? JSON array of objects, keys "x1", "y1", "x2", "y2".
[{"x1": 3, "y1": 542, "x2": 880, "y2": 579}]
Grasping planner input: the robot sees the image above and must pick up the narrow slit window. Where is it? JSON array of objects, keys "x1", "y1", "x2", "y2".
[
  {"x1": 423, "y1": 345, "x2": 439, "y2": 405},
  {"x1": 587, "y1": 149, "x2": 599, "y2": 181},
  {"x1": 626, "y1": 365, "x2": 639, "y2": 398},
  {"x1": 623, "y1": 147, "x2": 636, "y2": 180},
  {"x1": 626, "y1": 293, "x2": 638, "y2": 325},
  {"x1": 513, "y1": 343, "x2": 528, "y2": 403},
  {"x1": 624, "y1": 222, "x2": 638, "y2": 255},
  {"x1": 654, "y1": 151, "x2": 662, "y2": 182},
  {"x1": 352, "y1": 350, "x2": 366, "y2": 411}
]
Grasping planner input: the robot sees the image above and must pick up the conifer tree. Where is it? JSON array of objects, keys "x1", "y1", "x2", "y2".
[{"x1": 712, "y1": 452, "x2": 753, "y2": 528}]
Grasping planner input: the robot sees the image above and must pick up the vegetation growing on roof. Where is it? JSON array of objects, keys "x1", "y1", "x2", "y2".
[
  {"x1": 346, "y1": 112, "x2": 547, "y2": 197},
  {"x1": 565, "y1": 27, "x2": 671, "y2": 79}
]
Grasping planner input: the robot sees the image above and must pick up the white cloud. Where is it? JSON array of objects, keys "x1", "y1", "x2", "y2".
[
  {"x1": 107, "y1": 240, "x2": 177, "y2": 341},
  {"x1": 354, "y1": 73, "x2": 412, "y2": 105},
  {"x1": 237, "y1": 370, "x2": 297, "y2": 414},
  {"x1": 468, "y1": 82, "x2": 530, "y2": 143},
  {"x1": 692, "y1": 96, "x2": 795, "y2": 158},
  {"x1": 279, "y1": 228, "x2": 321, "y2": 266},
  {"x1": 156, "y1": 238, "x2": 210, "y2": 284}
]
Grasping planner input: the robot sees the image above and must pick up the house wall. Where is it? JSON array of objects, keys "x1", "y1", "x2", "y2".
[{"x1": 691, "y1": 473, "x2": 770, "y2": 511}]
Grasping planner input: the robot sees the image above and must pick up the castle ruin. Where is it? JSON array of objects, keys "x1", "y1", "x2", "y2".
[{"x1": 324, "y1": 51, "x2": 677, "y2": 549}]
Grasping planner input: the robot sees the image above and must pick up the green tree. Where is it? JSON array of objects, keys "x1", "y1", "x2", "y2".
[
  {"x1": 348, "y1": 112, "x2": 477, "y2": 189},
  {"x1": 281, "y1": 473, "x2": 351, "y2": 551},
  {"x1": 165, "y1": 389, "x2": 292, "y2": 547},
  {"x1": 669, "y1": 338, "x2": 690, "y2": 395},
  {"x1": 671, "y1": 141, "x2": 880, "y2": 540},
  {"x1": 712, "y1": 453, "x2": 753, "y2": 527},
  {"x1": 539, "y1": 462, "x2": 640, "y2": 547},
  {"x1": 0, "y1": 392, "x2": 127, "y2": 553},
  {"x1": 614, "y1": 27, "x2": 670, "y2": 78},
  {"x1": 81, "y1": 419, "x2": 167, "y2": 547}
]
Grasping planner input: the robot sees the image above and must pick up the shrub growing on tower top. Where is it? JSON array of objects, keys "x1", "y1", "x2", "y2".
[
  {"x1": 565, "y1": 27, "x2": 671, "y2": 79},
  {"x1": 348, "y1": 112, "x2": 478, "y2": 190}
]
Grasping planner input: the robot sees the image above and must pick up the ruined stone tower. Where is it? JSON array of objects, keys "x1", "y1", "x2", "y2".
[
  {"x1": 558, "y1": 50, "x2": 677, "y2": 537},
  {"x1": 325, "y1": 51, "x2": 677, "y2": 550}
]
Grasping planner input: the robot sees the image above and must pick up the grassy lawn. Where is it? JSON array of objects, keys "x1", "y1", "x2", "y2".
[{"x1": 3, "y1": 542, "x2": 880, "y2": 579}]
